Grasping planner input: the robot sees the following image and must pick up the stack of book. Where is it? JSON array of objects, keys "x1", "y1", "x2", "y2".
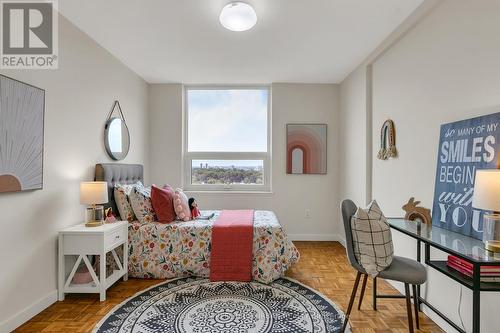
[{"x1": 447, "y1": 255, "x2": 500, "y2": 283}]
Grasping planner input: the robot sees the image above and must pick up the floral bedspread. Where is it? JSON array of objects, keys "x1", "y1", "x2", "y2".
[{"x1": 128, "y1": 210, "x2": 300, "y2": 283}]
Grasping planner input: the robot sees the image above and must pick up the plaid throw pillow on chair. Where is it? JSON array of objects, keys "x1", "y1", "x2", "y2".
[{"x1": 351, "y1": 200, "x2": 394, "y2": 276}]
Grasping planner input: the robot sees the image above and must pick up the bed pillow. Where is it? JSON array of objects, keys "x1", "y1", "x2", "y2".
[
  {"x1": 114, "y1": 181, "x2": 142, "y2": 222},
  {"x1": 129, "y1": 184, "x2": 157, "y2": 223},
  {"x1": 174, "y1": 188, "x2": 191, "y2": 222},
  {"x1": 351, "y1": 200, "x2": 394, "y2": 276},
  {"x1": 151, "y1": 185, "x2": 176, "y2": 224}
]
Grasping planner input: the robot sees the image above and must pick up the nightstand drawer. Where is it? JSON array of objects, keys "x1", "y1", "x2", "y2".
[
  {"x1": 105, "y1": 227, "x2": 127, "y2": 249},
  {"x1": 63, "y1": 234, "x2": 103, "y2": 254}
]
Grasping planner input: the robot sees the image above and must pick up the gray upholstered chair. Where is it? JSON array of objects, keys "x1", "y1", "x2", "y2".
[{"x1": 341, "y1": 199, "x2": 427, "y2": 333}]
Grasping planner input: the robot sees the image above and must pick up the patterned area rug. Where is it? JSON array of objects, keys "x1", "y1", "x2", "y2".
[{"x1": 93, "y1": 277, "x2": 346, "y2": 333}]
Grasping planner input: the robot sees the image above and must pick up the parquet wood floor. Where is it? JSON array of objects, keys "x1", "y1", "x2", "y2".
[{"x1": 14, "y1": 242, "x2": 444, "y2": 332}]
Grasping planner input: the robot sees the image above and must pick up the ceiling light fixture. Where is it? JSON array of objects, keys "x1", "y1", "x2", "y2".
[{"x1": 219, "y1": 2, "x2": 257, "y2": 32}]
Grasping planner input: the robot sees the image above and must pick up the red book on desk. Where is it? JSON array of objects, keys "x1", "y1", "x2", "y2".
[
  {"x1": 447, "y1": 261, "x2": 500, "y2": 282},
  {"x1": 447, "y1": 255, "x2": 500, "y2": 275}
]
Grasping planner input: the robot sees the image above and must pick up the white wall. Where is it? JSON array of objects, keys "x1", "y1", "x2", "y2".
[
  {"x1": 149, "y1": 83, "x2": 340, "y2": 240},
  {"x1": 0, "y1": 15, "x2": 149, "y2": 332},
  {"x1": 339, "y1": 66, "x2": 369, "y2": 209},
  {"x1": 149, "y1": 84, "x2": 183, "y2": 186},
  {"x1": 340, "y1": 0, "x2": 500, "y2": 332}
]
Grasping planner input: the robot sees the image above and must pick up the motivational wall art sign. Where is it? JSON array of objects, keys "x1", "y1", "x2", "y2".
[{"x1": 432, "y1": 112, "x2": 500, "y2": 239}]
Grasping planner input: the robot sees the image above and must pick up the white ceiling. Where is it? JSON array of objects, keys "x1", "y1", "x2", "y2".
[{"x1": 59, "y1": 0, "x2": 423, "y2": 84}]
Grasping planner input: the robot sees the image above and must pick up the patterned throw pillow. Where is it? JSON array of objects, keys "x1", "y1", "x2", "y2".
[
  {"x1": 114, "y1": 182, "x2": 142, "y2": 222},
  {"x1": 351, "y1": 200, "x2": 394, "y2": 276},
  {"x1": 174, "y1": 188, "x2": 191, "y2": 222},
  {"x1": 129, "y1": 184, "x2": 157, "y2": 223}
]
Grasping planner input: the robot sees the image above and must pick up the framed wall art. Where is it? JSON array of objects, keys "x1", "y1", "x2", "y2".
[
  {"x1": 432, "y1": 111, "x2": 500, "y2": 239},
  {"x1": 286, "y1": 124, "x2": 327, "y2": 174},
  {"x1": 0, "y1": 75, "x2": 45, "y2": 193}
]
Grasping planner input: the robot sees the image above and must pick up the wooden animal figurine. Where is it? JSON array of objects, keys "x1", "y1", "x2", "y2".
[{"x1": 402, "y1": 197, "x2": 431, "y2": 224}]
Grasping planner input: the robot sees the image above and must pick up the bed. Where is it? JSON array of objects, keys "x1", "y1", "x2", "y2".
[{"x1": 95, "y1": 163, "x2": 300, "y2": 283}]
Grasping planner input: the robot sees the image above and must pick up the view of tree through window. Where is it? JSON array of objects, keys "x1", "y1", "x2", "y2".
[{"x1": 192, "y1": 160, "x2": 264, "y2": 185}]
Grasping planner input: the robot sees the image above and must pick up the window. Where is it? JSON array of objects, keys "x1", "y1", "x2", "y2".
[{"x1": 183, "y1": 87, "x2": 271, "y2": 191}]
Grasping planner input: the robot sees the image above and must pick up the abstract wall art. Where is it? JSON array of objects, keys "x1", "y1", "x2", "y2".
[
  {"x1": 0, "y1": 75, "x2": 45, "y2": 193},
  {"x1": 286, "y1": 124, "x2": 327, "y2": 174}
]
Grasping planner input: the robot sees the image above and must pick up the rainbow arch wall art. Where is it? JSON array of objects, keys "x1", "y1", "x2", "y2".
[
  {"x1": 0, "y1": 75, "x2": 45, "y2": 193},
  {"x1": 286, "y1": 124, "x2": 327, "y2": 174}
]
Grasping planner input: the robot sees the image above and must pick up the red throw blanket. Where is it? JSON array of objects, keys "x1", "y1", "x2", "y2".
[{"x1": 210, "y1": 210, "x2": 254, "y2": 282}]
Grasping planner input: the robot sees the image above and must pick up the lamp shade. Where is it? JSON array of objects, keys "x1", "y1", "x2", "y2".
[
  {"x1": 472, "y1": 170, "x2": 500, "y2": 212},
  {"x1": 80, "y1": 182, "x2": 108, "y2": 205}
]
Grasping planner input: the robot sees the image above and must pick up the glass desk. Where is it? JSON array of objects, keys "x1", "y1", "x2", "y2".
[{"x1": 388, "y1": 218, "x2": 500, "y2": 333}]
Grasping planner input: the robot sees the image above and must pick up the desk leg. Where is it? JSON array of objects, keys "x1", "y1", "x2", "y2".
[
  {"x1": 416, "y1": 239, "x2": 421, "y2": 312},
  {"x1": 472, "y1": 263, "x2": 480, "y2": 333},
  {"x1": 424, "y1": 242, "x2": 430, "y2": 262},
  {"x1": 473, "y1": 290, "x2": 480, "y2": 333}
]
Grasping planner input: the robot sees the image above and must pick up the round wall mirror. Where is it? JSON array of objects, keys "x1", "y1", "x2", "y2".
[{"x1": 104, "y1": 117, "x2": 130, "y2": 160}]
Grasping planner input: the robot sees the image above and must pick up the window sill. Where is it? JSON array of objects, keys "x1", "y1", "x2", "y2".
[{"x1": 184, "y1": 190, "x2": 274, "y2": 195}]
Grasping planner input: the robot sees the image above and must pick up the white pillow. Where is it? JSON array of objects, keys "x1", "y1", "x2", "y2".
[
  {"x1": 129, "y1": 183, "x2": 157, "y2": 223},
  {"x1": 351, "y1": 200, "x2": 394, "y2": 276}
]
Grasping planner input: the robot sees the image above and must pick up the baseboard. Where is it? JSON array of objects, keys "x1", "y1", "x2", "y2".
[
  {"x1": 0, "y1": 290, "x2": 57, "y2": 333},
  {"x1": 337, "y1": 237, "x2": 346, "y2": 247},
  {"x1": 289, "y1": 234, "x2": 343, "y2": 242}
]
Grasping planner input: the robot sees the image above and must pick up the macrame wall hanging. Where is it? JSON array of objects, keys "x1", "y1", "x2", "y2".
[{"x1": 377, "y1": 119, "x2": 398, "y2": 160}]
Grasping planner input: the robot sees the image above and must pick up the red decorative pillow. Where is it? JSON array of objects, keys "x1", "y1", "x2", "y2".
[{"x1": 151, "y1": 185, "x2": 176, "y2": 224}]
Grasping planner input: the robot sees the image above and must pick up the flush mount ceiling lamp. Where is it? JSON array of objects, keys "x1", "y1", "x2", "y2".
[{"x1": 219, "y1": 2, "x2": 257, "y2": 32}]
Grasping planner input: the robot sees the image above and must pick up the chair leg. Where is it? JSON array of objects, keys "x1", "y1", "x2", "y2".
[
  {"x1": 405, "y1": 283, "x2": 414, "y2": 333},
  {"x1": 412, "y1": 284, "x2": 420, "y2": 329},
  {"x1": 372, "y1": 276, "x2": 377, "y2": 310},
  {"x1": 342, "y1": 271, "x2": 362, "y2": 333},
  {"x1": 357, "y1": 274, "x2": 368, "y2": 310}
]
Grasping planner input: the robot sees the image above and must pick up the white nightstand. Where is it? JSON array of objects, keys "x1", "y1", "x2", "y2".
[{"x1": 58, "y1": 221, "x2": 128, "y2": 301}]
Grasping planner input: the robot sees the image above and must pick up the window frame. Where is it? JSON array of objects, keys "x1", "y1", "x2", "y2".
[{"x1": 182, "y1": 85, "x2": 272, "y2": 192}]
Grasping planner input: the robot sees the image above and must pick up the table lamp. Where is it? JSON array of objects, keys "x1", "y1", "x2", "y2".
[
  {"x1": 80, "y1": 181, "x2": 108, "y2": 227},
  {"x1": 472, "y1": 169, "x2": 500, "y2": 252}
]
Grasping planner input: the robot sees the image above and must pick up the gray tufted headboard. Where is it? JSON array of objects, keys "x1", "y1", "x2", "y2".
[{"x1": 94, "y1": 163, "x2": 144, "y2": 216}]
